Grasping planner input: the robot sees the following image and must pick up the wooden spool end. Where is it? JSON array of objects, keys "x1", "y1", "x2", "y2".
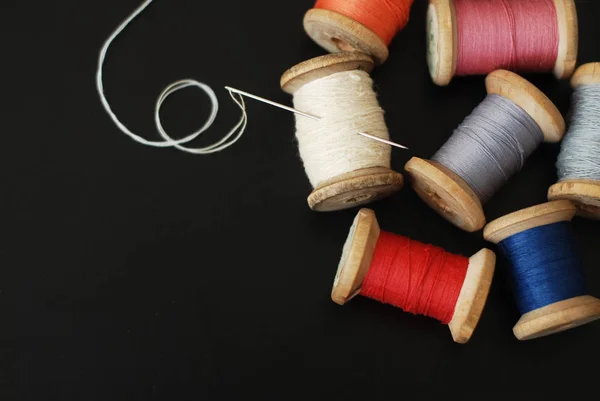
[
  {"x1": 332, "y1": 209, "x2": 496, "y2": 344},
  {"x1": 449, "y1": 248, "x2": 496, "y2": 344},
  {"x1": 486, "y1": 70, "x2": 566, "y2": 143},
  {"x1": 553, "y1": 0, "x2": 579, "y2": 79},
  {"x1": 303, "y1": 9, "x2": 389, "y2": 65},
  {"x1": 548, "y1": 181, "x2": 600, "y2": 220},
  {"x1": 548, "y1": 63, "x2": 600, "y2": 218},
  {"x1": 281, "y1": 53, "x2": 403, "y2": 212},
  {"x1": 427, "y1": 0, "x2": 456, "y2": 86},
  {"x1": 280, "y1": 52, "x2": 375, "y2": 95},
  {"x1": 308, "y1": 168, "x2": 404, "y2": 212},
  {"x1": 404, "y1": 157, "x2": 485, "y2": 232},
  {"x1": 483, "y1": 201, "x2": 600, "y2": 340},
  {"x1": 332, "y1": 209, "x2": 381, "y2": 305},
  {"x1": 427, "y1": 0, "x2": 578, "y2": 85},
  {"x1": 570, "y1": 62, "x2": 600, "y2": 87}
]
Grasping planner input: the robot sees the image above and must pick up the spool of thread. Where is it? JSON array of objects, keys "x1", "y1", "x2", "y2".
[
  {"x1": 405, "y1": 70, "x2": 565, "y2": 232},
  {"x1": 484, "y1": 201, "x2": 600, "y2": 340},
  {"x1": 333, "y1": 209, "x2": 496, "y2": 343},
  {"x1": 427, "y1": 0, "x2": 578, "y2": 86},
  {"x1": 304, "y1": 0, "x2": 415, "y2": 65},
  {"x1": 280, "y1": 53, "x2": 404, "y2": 212},
  {"x1": 549, "y1": 63, "x2": 600, "y2": 219}
]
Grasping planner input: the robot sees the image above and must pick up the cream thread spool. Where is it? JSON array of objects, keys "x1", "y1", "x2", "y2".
[
  {"x1": 332, "y1": 208, "x2": 496, "y2": 344},
  {"x1": 405, "y1": 70, "x2": 565, "y2": 232},
  {"x1": 427, "y1": 0, "x2": 578, "y2": 86},
  {"x1": 281, "y1": 53, "x2": 404, "y2": 212},
  {"x1": 549, "y1": 63, "x2": 600, "y2": 219},
  {"x1": 484, "y1": 201, "x2": 600, "y2": 340}
]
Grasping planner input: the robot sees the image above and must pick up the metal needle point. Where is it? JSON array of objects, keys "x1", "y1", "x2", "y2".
[
  {"x1": 225, "y1": 86, "x2": 409, "y2": 150},
  {"x1": 357, "y1": 132, "x2": 410, "y2": 150}
]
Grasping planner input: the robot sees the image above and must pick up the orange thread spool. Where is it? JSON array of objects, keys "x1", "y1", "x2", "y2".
[
  {"x1": 305, "y1": 0, "x2": 415, "y2": 64},
  {"x1": 314, "y1": 0, "x2": 414, "y2": 46}
]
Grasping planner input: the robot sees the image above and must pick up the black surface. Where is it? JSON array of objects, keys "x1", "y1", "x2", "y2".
[{"x1": 3, "y1": 1, "x2": 600, "y2": 400}]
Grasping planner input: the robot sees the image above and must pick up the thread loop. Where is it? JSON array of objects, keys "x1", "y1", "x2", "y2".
[{"x1": 97, "y1": 0, "x2": 248, "y2": 154}]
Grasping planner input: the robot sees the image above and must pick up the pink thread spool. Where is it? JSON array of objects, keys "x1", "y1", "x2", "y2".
[{"x1": 427, "y1": 0, "x2": 578, "y2": 86}]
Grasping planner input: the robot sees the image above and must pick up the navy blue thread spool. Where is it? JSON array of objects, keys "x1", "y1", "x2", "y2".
[{"x1": 484, "y1": 201, "x2": 600, "y2": 340}]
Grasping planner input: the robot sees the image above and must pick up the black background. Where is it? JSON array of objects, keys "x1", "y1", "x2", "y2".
[{"x1": 2, "y1": 1, "x2": 600, "y2": 400}]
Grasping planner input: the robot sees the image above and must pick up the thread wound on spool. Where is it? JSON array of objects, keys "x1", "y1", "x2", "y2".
[
  {"x1": 361, "y1": 231, "x2": 468, "y2": 324},
  {"x1": 454, "y1": 0, "x2": 559, "y2": 76},
  {"x1": 499, "y1": 222, "x2": 588, "y2": 314},
  {"x1": 314, "y1": 0, "x2": 414, "y2": 46},
  {"x1": 293, "y1": 70, "x2": 391, "y2": 188},
  {"x1": 432, "y1": 94, "x2": 544, "y2": 203},
  {"x1": 557, "y1": 85, "x2": 600, "y2": 181}
]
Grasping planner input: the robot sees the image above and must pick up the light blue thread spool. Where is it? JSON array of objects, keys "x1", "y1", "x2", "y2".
[{"x1": 549, "y1": 62, "x2": 600, "y2": 219}]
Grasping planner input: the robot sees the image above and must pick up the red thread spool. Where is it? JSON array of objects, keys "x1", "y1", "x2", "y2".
[
  {"x1": 333, "y1": 209, "x2": 496, "y2": 343},
  {"x1": 427, "y1": 0, "x2": 578, "y2": 86},
  {"x1": 304, "y1": 0, "x2": 415, "y2": 64}
]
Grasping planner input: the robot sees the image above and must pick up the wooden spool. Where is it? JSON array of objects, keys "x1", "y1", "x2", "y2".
[
  {"x1": 304, "y1": 8, "x2": 390, "y2": 65},
  {"x1": 332, "y1": 208, "x2": 496, "y2": 344},
  {"x1": 548, "y1": 63, "x2": 600, "y2": 219},
  {"x1": 280, "y1": 53, "x2": 404, "y2": 212},
  {"x1": 404, "y1": 70, "x2": 565, "y2": 232},
  {"x1": 427, "y1": 0, "x2": 579, "y2": 86},
  {"x1": 484, "y1": 200, "x2": 600, "y2": 341}
]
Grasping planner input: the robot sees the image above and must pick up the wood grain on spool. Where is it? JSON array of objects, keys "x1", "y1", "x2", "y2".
[
  {"x1": 333, "y1": 209, "x2": 496, "y2": 344},
  {"x1": 281, "y1": 53, "x2": 403, "y2": 212},
  {"x1": 303, "y1": 9, "x2": 389, "y2": 65},
  {"x1": 553, "y1": 0, "x2": 579, "y2": 79},
  {"x1": 485, "y1": 70, "x2": 565, "y2": 143},
  {"x1": 404, "y1": 158, "x2": 484, "y2": 233},
  {"x1": 548, "y1": 63, "x2": 600, "y2": 219},
  {"x1": 484, "y1": 201, "x2": 600, "y2": 340},
  {"x1": 281, "y1": 52, "x2": 375, "y2": 94},
  {"x1": 427, "y1": 0, "x2": 456, "y2": 86}
]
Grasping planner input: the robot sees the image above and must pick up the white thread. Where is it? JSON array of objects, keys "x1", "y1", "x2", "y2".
[
  {"x1": 293, "y1": 70, "x2": 391, "y2": 187},
  {"x1": 96, "y1": 0, "x2": 248, "y2": 154}
]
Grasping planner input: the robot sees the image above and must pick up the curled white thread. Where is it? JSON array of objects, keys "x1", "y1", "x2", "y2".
[
  {"x1": 293, "y1": 70, "x2": 391, "y2": 187},
  {"x1": 96, "y1": 0, "x2": 247, "y2": 154}
]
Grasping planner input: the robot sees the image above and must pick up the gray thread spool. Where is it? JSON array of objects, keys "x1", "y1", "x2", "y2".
[
  {"x1": 432, "y1": 94, "x2": 545, "y2": 203},
  {"x1": 405, "y1": 70, "x2": 565, "y2": 232},
  {"x1": 557, "y1": 85, "x2": 600, "y2": 181}
]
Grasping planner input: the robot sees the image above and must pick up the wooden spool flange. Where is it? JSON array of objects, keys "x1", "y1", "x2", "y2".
[
  {"x1": 427, "y1": 0, "x2": 579, "y2": 86},
  {"x1": 304, "y1": 8, "x2": 389, "y2": 65},
  {"x1": 484, "y1": 200, "x2": 600, "y2": 340},
  {"x1": 548, "y1": 63, "x2": 600, "y2": 219},
  {"x1": 332, "y1": 208, "x2": 496, "y2": 344},
  {"x1": 405, "y1": 70, "x2": 565, "y2": 232},
  {"x1": 280, "y1": 53, "x2": 404, "y2": 212}
]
